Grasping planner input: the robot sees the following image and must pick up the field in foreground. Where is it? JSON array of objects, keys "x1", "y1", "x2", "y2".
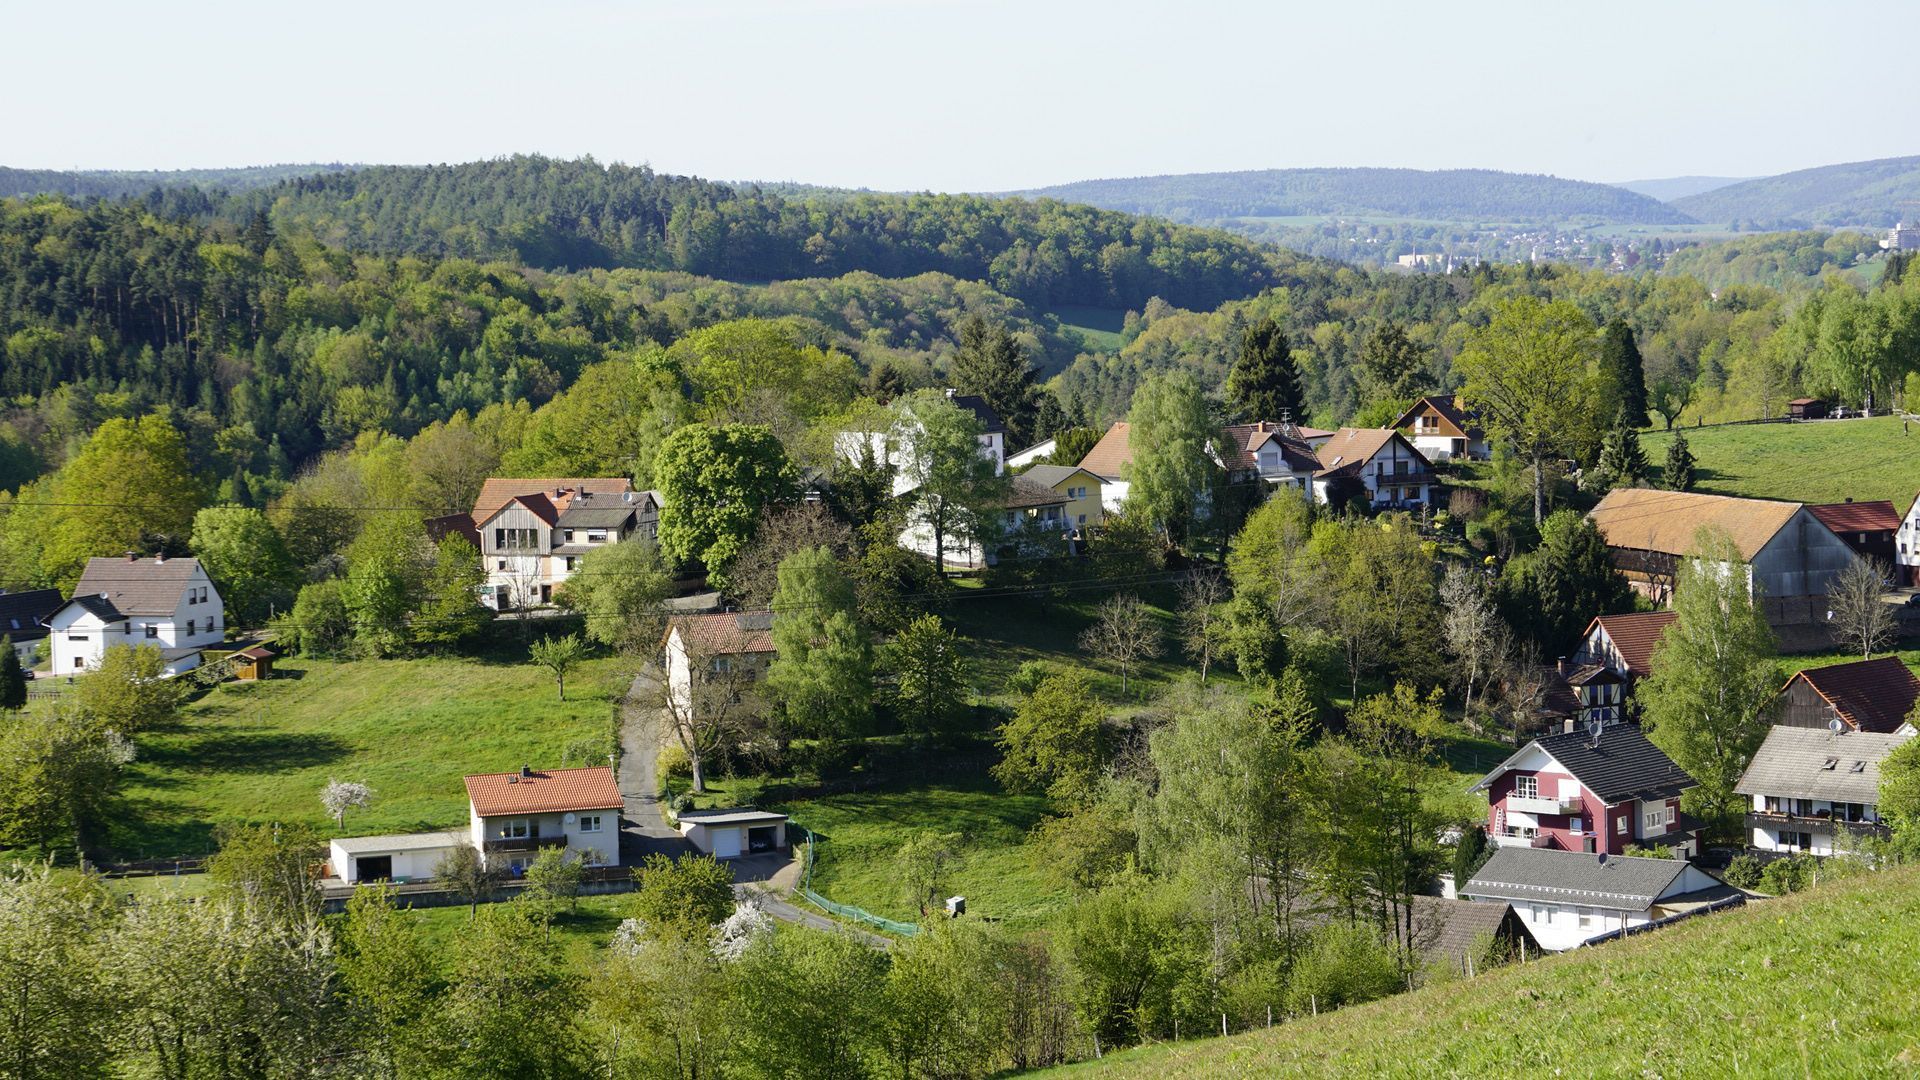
[
  {"x1": 1043, "y1": 862, "x2": 1920, "y2": 1078},
  {"x1": 105, "y1": 649, "x2": 625, "y2": 860},
  {"x1": 1640, "y1": 415, "x2": 1918, "y2": 506}
]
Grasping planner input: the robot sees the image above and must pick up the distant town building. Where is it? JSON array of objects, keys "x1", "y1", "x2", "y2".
[{"x1": 1880, "y1": 221, "x2": 1920, "y2": 251}]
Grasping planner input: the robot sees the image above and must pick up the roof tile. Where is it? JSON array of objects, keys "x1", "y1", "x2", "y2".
[{"x1": 464, "y1": 766, "x2": 624, "y2": 818}]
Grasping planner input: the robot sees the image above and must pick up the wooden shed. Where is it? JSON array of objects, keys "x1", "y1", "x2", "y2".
[
  {"x1": 1787, "y1": 397, "x2": 1828, "y2": 420},
  {"x1": 233, "y1": 646, "x2": 275, "y2": 681}
]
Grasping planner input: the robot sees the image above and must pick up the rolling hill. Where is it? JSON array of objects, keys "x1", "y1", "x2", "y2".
[
  {"x1": 1672, "y1": 154, "x2": 1920, "y2": 228},
  {"x1": 0, "y1": 163, "x2": 357, "y2": 200},
  {"x1": 1611, "y1": 174, "x2": 1751, "y2": 201},
  {"x1": 1015, "y1": 167, "x2": 1696, "y2": 225},
  {"x1": 1046, "y1": 862, "x2": 1920, "y2": 1077}
]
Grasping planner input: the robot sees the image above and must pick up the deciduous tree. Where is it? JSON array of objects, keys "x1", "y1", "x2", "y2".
[
  {"x1": 1455, "y1": 297, "x2": 1601, "y2": 523},
  {"x1": 1124, "y1": 370, "x2": 1219, "y2": 542},
  {"x1": 190, "y1": 505, "x2": 296, "y2": 625},
  {"x1": 320, "y1": 779, "x2": 373, "y2": 830},
  {"x1": 555, "y1": 536, "x2": 674, "y2": 654},
  {"x1": 1079, "y1": 593, "x2": 1163, "y2": 697},
  {"x1": 1828, "y1": 556, "x2": 1896, "y2": 659},
  {"x1": 993, "y1": 669, "x2": 1109, "y2": 803},
  {"x1": 891, "y1": 390, "x2": 1008, "y2": 577},
  {"x1": 883, "y1": 613, "x2": 972, "y2": 740},
  {"x1": 529, "y1": 633, "x2": 589, "y2": 701},
  {"x1": 766, "y1": 546, "x2": 872, "y2": 743},
  {"x1": 655, "y1": 423, "x2": 795, "y2": 590}
]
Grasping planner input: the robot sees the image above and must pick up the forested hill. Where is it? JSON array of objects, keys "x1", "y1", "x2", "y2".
[
  {"x1": 1015, "y1": 167, "x2": 1696, "y2": 225},
  {"x1": 1671, "y1": 154, "x2": 1920, "y2": 228},
  {"x1": 0, "y1": 163, "x2": 356, "y2": 200},
  {"x1": 214, "y1": 156, "x2": 1298, "y2": 312}
]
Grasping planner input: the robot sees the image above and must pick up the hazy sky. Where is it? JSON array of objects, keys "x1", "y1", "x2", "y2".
[{"x1": 7, "y1": 0, "x2": 1914, "y2": 191}]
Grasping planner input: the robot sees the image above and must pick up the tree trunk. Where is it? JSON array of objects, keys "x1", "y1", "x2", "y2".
[
  {"x1": 689, "y1": 744, "x2": 707, "y2": 795},
  {"x1": 1532, "y1": 453, "x2": 1546, "y2": 524},
  {"x1": 556, "y1": 672, "x2": 567, "y2": 701}
]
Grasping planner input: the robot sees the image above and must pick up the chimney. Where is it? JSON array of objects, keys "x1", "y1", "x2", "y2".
[
  {"x1": 125, "y1": 551, "x2": 138, "y2": 562},
  {"x1": 1557, "y1": 656, "x2": 1570, "y2": 677},
  {"x1": 1844, "y1": 496, "x2": 1853, "y2": 503},
  {"x1": 1564, "y1": 717, "x2": 1577, "y2": 734},
  {"x1": 154, "y1": 553, "x2": 167, "y2": 564},
  {"x1": 520, "y1": 764, "x2": 533, "y2": 778}
]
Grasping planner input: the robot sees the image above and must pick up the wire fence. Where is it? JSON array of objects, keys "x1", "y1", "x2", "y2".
[{"x1": 794, "y1": 824, "x2": 920, "y2": 937}]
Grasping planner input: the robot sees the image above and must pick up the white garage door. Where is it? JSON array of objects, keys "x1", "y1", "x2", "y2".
[{"x1": 712, "y1": 827, "x2": 741, "y2": 859}]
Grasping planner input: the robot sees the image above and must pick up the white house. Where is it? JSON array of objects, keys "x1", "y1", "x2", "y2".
[
  {"x1": 1737, "y1": 725, "x2": 1912, "y2": 856},
  {"x1": 1309, "y1": 428, "x2": 1440, "y2": 510},
  {"x1": 464, "y1": 765, "x2": 624, "y2": 874},
  {"x1": 1390, "y1": 395, "x2": 1490, "y2": 462},
  {"x1": 1461, "y1": 847, "x2": 1742, "y2": 951},
  {"x1": 46, "y1": 554, "x2": 223, "y2": 675},
  {"x1": 837, "y1": 391, "x2": 1007, "y2": 499},
  {"x1": 470, "y1": 478, "x2": 649, "y2": 610},
  {"x1": 1005, "y1": 436, "x2": 1056, "y2": 470},
  {"x1": 1898, "y1": 491, "x2": 1920, "y2": 587},
  {"x1": 1076, "y1": 420, "x2": 1335, "y2": 514},
  {"x1": 663, "y1": 612, "x2": 777, "y2": 720},
  {"x1": 677, "y1": 807, "x2": 789, "y2": 859}
]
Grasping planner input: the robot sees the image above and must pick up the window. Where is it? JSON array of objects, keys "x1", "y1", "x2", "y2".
[
  {"x1": 577, "y1": 814, "x2": 603, "y2": 833},
  {"x1": 73, "y1": 657, "x2": 83, "y2": 669},
  {"x1": 495, "y1": 528, "x2": 538, "y2": 551},
  {"x1": 563, "y1": 530, "x2": 575, "y2": 543},
  {"x1": 145, "y1": 625, "x2": 158, "y2": 639},
  {"x1": 502, "y1": 819, "x2": 530, "y2": 839},
  {"x1": 497, "y1": 560, "x2": 508, "y2": 570},
  {"x1": 186, "y1": 620, "x2": 196, "y2": 636},
  {"x1": 1513, "y1": 775, "x2": 1538, "y2": 799},
  {"x1": 563, "y1": 556, "x2": 577, "y2": 572},
  {"x1": 68, "y1": 634, "x2": 87, "y2": 642},
  {"x1": 1644, "y1": 805, "x2": 1673, "y2": 831},
  {"x1": 1615, "y1": 815, "x2": 1628, "y2": 835},
  {"x1": 588, "y1": 530, "x2": 607, "y2": 544},
  {"x1": 1578, "y1": 909, "x2": 1593, "y2": 929},
  {"x1": 1569, "y1": 817, "x2": 1584, "y2": 834}
]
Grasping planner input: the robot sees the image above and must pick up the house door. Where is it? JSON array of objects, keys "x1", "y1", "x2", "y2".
[
  {"x1": 539, "y1": 584, "x2": 552, "y2": 603},
  {"x1": 1582, "y1": 836, "x2": 1596, "y2": 854},
  {"x1": 712, "y1": 827, "x2": 742, "y2": 859},
  {"x1": 355, "y1": 856, "x2": 393, "y2": 882},
  {"x1": 1453, "y1": 438, "x2": 1465, "y2": 457}
]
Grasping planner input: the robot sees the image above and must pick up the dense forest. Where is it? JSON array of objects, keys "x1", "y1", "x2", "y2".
[
  {"x1": 1018, "y1": 167, "x2": 1693, "y2": 225},
  {"x1": 0, "y1": 163, "x2": 354, "y2": 200},
  {"x1": 1671, "y1": 154, "x2": 1920, "y2": 228}
]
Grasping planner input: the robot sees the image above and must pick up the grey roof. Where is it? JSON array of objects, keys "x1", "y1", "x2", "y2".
[
  {"x1": 675, "y1": 808, "x2": 788, "y2": 825},
  {"x1": 1410, "y1": 895, "x2": 1534, "y2": 966},
  {"x1": 1475, "y1": 725, "x2": 1694, "y2": 804},
  {"x1": 1735, "y1": 725, "x2": 1912, "y2": 803},
  {"x1": 1463, "y1": 847, "x2": 1694, "y2": 912},
  {"x1": 66, "y1": 557, "x2": 208, "y2": 618},
  {"x1": 69, "y1": 594, "x2": 125, "y2": 622},
  {"x1": 554, "y1": 504, "x2": 638, "y2": 529},
  {"x1": 948, "y1": 394, "x2": 1006, "y2": 434},
  {"x1": 0, "y1": 589, "x2": 61, "y2": 640},
  {"x1": 329, "y1": 830, "x2": 470, "y2": 855},
  {"x1": 1018, "y1": 464, "x2": 1097, "y2": 489}
]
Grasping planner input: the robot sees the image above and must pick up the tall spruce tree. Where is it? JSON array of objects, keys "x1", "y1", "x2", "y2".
[
  {"x1": 1596, "y1": 406, "x2": 1649, "y2": 487},
  {"x1": 949, "y1": 316, "x2": 1039, "y2": 446},
  {"x1": 1599, "y1": 319, "x2": 1650, "y2": 427},
  {"x1": 0, "y1": 638, "x2": 25, "y2": 710},
  {"x1": 1225, "y1": 317, "x2": 1302, "y2": 421},
  {"x1": 1665, "y1": 430, "x2": 1696, "y2": 491}
]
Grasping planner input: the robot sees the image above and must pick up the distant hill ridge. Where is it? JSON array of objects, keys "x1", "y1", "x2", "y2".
[
  {"x1": 1672, "y1": 154, "x2": 1920, "y2": 227},
  {"x1": 0, "y1": 163, "x2": 358, "y2": 200},
  {"x1": 1611, "y1": 175, "x2": 1752, "y2": 202},
  {"x1": 1015, "y1": 166, "x2": 1696, "y2": 225}
]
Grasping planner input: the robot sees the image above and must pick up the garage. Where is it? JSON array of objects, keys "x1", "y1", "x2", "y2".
[
  {"x1": 328, "y1": 830, "x2": 470, "y2": 884},
  {"x1": 676, "y1": 808, "x2": 789, "y2": 859},
  {"x1": 354, "y1": 855, "x2": 393, "y2": 882}
]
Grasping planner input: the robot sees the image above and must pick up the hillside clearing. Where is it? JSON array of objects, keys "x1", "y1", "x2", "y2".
[
  {"x1": 104, "y1": 651, "x2": 625, "y2": 860},
  {"x1": 1640, "y1": 416, "x2": 1918, "y2": 506},
  {"x1": 1042, "y1": 863, "x2": 1920, "y2": 1077}
]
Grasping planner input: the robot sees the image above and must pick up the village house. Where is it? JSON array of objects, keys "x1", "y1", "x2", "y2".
[
  {"x1": 1737, "y1": 725, "x2": 1911, "y2": 856},
  {"x1": 1806, "y1": 499, "x2": 1900, "y2": 568},
  {"x1": 1767, "y1": 656, "x2": 1920, "y2": 735},
  {"x1": 1391, "y1": 394, "x2": 1490, "y2": 462},
  {"x1": 1586, "y1": 488, "x2": 1858, "y2": 633},
  {"x1": 1015, "y1": 464, "x2": 1105, "y2": 538},
  {"x1": 842, "y1": 391, "x2": 1008, "y2": 499},
  {"x1": 1570, "y1": 611, "x2": 1678, "y2": 685},
  {"x1": 0, "y1": 588, "x2": 62, "y2": 666},
  {"x1": 329, "y1": 764, "x2": 624, "y2": 883},
  {"x1": 1075, "y1": 419, "x2": 1337, "y2": 513},
  {"x1": 469, "y1": 478, "x2": 652, "y2": 610},
  {"x1": 663, "y1": 611, "x2": 777, "y2": 712},
  {"x1": 1004, "y1": 435, "x2": 1056, "y2": 471},
  {"x1": 46, "y1": 555, "x2": 223, "y2": 675},
  {"x1": 1535, "y1": 658, "x2": 1628, "y2": 732},
  {"x1": 1460, "y1": 847, "x2": 1743, "y2": 951},
  {"x1": 1308, "y1": 427, "x2": 1440, "y2": 510},
  {"x1": 1470, "y1": 724, "x2": 1699, "y2": 858},
  {"x1": 1898, "y1": 492, "x2": 1920, "y2": 586}
]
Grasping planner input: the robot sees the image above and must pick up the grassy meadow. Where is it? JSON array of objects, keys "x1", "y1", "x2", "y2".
[
  {"x1": 1640, "y1": 415, "x2": 1919, "y2": 506},
  {"x1": 105, "y1": 649, "x2": 627, "y2": 860},
  {"x1": 1044, "y1": 861, "x2": 1920, "y2": 1078}
]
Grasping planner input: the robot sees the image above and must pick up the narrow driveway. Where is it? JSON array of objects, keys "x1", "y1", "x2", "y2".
[{"x1": 618, "y1": 668, "x2": 695, "y2": 864}]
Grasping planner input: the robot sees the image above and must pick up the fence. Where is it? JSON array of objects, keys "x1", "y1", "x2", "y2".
[{"x1": 794, "y1": 825, "x2": 920, "y2": 937}]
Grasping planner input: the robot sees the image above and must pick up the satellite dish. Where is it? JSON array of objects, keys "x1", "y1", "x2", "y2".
[{"x1": 1828, "y1": 718, "x2": 1845, "y2": 734}]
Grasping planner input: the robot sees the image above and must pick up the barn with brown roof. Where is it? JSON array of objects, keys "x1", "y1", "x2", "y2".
[
  {"x1": 1772, "y1": 657, "x2": 1920, "y2": 735},
  {"x1": 1806, "y1": 499, "x2": 1900, "y2": 567}
]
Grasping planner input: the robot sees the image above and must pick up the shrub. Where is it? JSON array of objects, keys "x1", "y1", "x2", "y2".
[
  {"x1": 1285, "y1": 923, "x2": 1401, "y2": 1016},
  {"x1": 656, "y1": 743, "x2": 692, "y2": 783},
  {"x1": 1005, "y1": 660, "x2": 1057, "y2": 698},
  {"x1": 1722, "y1": 853, "x2": 1764, "y2": 889},
  {"x1": 1759, "y1": 853, "x2": 1817, "y2": 895}
]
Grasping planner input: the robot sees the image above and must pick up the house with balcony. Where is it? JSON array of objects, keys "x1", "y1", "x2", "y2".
[
  {"x1": 465, "y1": 765, "x2": 623, "y2": 874},
  {"x1": 1460, "y1": 847, "x2": 1743, "y2": 951},
  {"x1": 1391, "y1": 395, "x2": 1490, "y2": 462},
  {"x1": 470, "y1": 478, "x2": 652, "y2": 610},
  {"x1": 1016, "y1": 464, "x2": 1105, "y2": 538},
  {"x1": 46, "y1": 554, "x2": 224, "y2": 675},
  {"x1": 1470, "y1": 724, "x2": 1699, "y2": 858},
  {"x1": 1075, "y1": 419, "x2": 1335, "y2": 513},
  {"x1": 1309, "y1": 428, "x2": 1440, "y2": 511},
  {"x1": 1769, "y1": 656, "x2": 1920, "y2": 735},
  {"x1": 1736, "y1": 725, "x2": 1910, "y2": 856}
]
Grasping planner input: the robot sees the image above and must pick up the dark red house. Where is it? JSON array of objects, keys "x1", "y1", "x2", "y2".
[
  {"x1": 1771, "y1": 657, "x2": 1920, "y2": 734},
  {"x1": 1470, "y1": 725, "x2": 1699, "y2": 858}
]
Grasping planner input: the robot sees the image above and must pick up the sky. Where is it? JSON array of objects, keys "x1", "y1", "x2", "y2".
[{"x1": 5, "y1": 0, "x2": 1916, "y2": 192}]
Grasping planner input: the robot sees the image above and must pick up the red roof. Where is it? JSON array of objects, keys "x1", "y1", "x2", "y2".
[
  {"x1": 472, "y1": 478, "x2": 633, "y2": 520},
  {"x1": 1806, "y1": 500, "x2": 1901, "y2": 535},
  {"x1": 1786, "y1": 657, "x2": 1920, "y2": 734},
  {"x1": 1588, "y1": 611, "x2": 1678, "y2": 678},
  {"x1": 669, "y1": 612, "x2": 777, "y2": 656},
  {"x1": 464, "y1": 766, "x2": 624, "y2": 817}
]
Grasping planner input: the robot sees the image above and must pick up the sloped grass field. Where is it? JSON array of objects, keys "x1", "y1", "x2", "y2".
[
  {"x1": 1641, "y1": 416, "x2": 1919, "y2": 506},
  {"x1": 1043, "y1": 864, "x2": 1920, "y2": 1078},
  {"x1": 105, "y1": 650, "x2": 625, "y2": 859}
]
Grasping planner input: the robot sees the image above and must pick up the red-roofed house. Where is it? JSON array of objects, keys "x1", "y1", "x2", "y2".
[
  {"x1": 663, "y1": 611, "x2": 777, "y2": 724},
  {"x1": 1806, "y1": 500, "x2": 1900, "y2": 568},
  {"x1": 1771, "y1": 657, "x2": 1920, "y2": 735},
  {"x1": 1572, "y1": 611, "x2": 1679, "y2": 684},
  {"x1": 465, "y1": 765, "x2": 624, "y2": 872},
  {"x1": 472, "y1": 479, "x2": 656, "y2": 609}
]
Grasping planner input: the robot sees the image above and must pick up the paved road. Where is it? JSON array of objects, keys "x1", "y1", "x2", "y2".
[{"x1": 618, "y1": 668, "x2": 696, "y2": 865}]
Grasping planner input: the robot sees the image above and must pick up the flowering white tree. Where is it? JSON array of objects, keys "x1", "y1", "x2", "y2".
[
  {"x1": 710, "y1": 896, "x2": 773, "y2": 962},
  {"x1": 320, "y1": 780, "x2": 373, "y2": 829}
]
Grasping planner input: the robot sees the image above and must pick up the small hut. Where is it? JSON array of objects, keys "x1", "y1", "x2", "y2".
[
  {"x1": 1787, "y1": 397, "x2": 1829, "y2": 420},
  {"x1": 232, "y1": 646, "x2": 275, "y2": 681}
]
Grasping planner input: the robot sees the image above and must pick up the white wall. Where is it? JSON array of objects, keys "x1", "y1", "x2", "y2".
[
  {"x1": 472, "y1": 807, "x2": 619, "y2": 871},
  {"x1": 48, "y1": 563, "x2": 223, "y2": 673},
  {"x1": 1510, "y1": 898, "x2": 1651, "y2": 951},
  {"x1": 330, "y1": 840, "x2": 465, "y2": 883}
]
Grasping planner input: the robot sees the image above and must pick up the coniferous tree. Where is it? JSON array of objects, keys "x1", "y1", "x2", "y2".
[
  {"x1": 0, "y1": 639, "x2": 25, "y2": 710},
  {"x1": 1356, "y1": 322, "x2": 1428, "y2": 405},
  {"x1": 950, "y1": 316, "x2": 1039, "y2": 447},
  {"x1": 1599, "y1": 319, "x2": 1650, "y2": 427},
  {"x1": 1225, "y1": 317, "x2": 1302, "y2": 421},
  {"x1": 1665, "y1": 430, "x2": 1697, "y2": 491},
  {"x1": 1596, "y1": 407, "x2": 1649, "y2": 487}
]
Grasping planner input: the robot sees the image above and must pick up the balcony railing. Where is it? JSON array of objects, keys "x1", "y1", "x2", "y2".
[
  {"x1": 1744, "y1": 811, "x2": 1886, "y2": 837},
  {"x1": 483, "y1": 834, "x2": 568, "y2": 854},
  {"x1": 1506, "y1": 795, "x2": 1582, "y2": 816}
]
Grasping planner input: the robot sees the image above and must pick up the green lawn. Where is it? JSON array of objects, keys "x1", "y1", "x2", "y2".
[
  {"x1": 104, "y1": 650, "x2": 627, "y2": 860},
  {"x1": 1043, "y1": 861, "x2": 1920, "y2": 1077},
  {"x1": 1640, "y1": 416, "x2": 1920, "y2": 505},
  {"x1": 407, "y1": 893, "x2": 632, "y2": 967},
  {"x1": 1049, "y1": 304, "x2": 1127, "y2": 353},
  {"x1": 1784, "y1": 645, "x2": 1920, "y2": 683}
]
